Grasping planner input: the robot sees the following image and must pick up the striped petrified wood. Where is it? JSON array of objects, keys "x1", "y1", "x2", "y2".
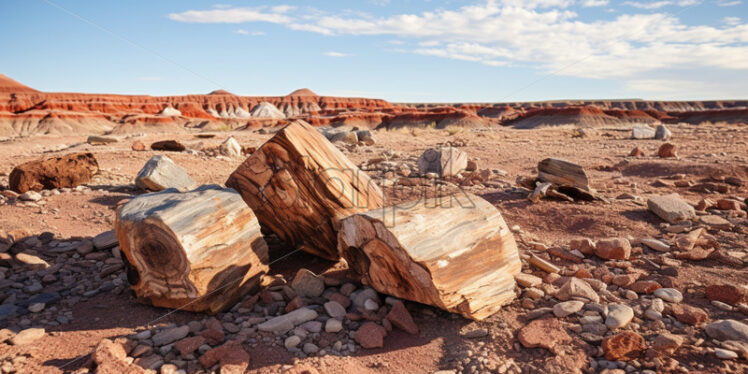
[
  {"x1": 115, "y1": 185, "x2": 269, "y2": 314},
  {"x1": 226, "y1": 120, "x2": 384, "y2": 260},
  {"x1": 337, "y1": 192, "x2": 521, "y2": 320}
]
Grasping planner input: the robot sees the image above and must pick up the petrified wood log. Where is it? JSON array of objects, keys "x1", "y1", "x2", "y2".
[
  {"x1": 9, "y1": 152, "x2": 99, "y2": 193},
  {"x1": 226, "y1": 120, "x2": 384, "y2": 260},
  {"x1": 337, "y1": 192, "x2": 521, "y2": 320},
  {"x1": 115, "y1": 185, "x2": 269, "y2": 314}
]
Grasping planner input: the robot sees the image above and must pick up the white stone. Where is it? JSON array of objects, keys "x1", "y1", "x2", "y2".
[
  {"x1": 715, "y1": 348, "x2": 738, "y2": 359},
  {"x1": 605, "y1": 304, "x2": 634, "y2": 329},
  {"x1": 553, "y1": 300, "x2": 584, "y2": 317},
  {"x1": 135, "y1": 155, "x2": 196, "y2": 192},
  {"x1": 219, "y1": 137, "x2": 242, "y2": 158},
  {"x1": 284, "y1": 335, "x2": 301, "y2": 349},
  {"x1": 258, "y1": 308, "x2": 318, "y2": 333},
  {"x1": 653, "y1": 288, "x2": 683, "y2": 303},
  {"x1": 325, "y1": 318, "x2": 343, "y2": 333}
]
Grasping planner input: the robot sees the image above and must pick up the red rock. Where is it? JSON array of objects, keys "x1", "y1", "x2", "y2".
[
  {"x1": 595, "y1": 238, "x2": 631, "y2": 260},
  {"x1": 199, "y1": 341, "x2": 248, "y2": 369},
  {"x1": 200, "y1": 328, "x2": 225, "y2": 345},
  {"x1": 574, "y1": 269, "x2": 593, "y2": 279},
  {"x1": 517, "y1": 318, "x2": 572, "y2": 353},
  {"x1": 716, "y1": 199, "x2": 741, "y2": 211},
  {"x1": 669, "y1": 304, "x2": 708, "y2": 325},
  {"x1": 629, "y1": 147, "x2": 645, "y2": 157},
  {"x1": 569, "y1": 238, "x2": 596, "y2": 255},
  {"x1": 696, "y1": 198, "x2": 715, "y2": 211},
  {"x1": 92, "y1": 339, "x2": 127, "y2": 364},
  {"x1": 674, "y1": 247, "x2": 713, "y2": 261},
  {"x1": 657, "y1": 143, "x2": 677, "y2": 158},
  {"x1": 705, "y1": 284, "x2": 746, "y2": 306},
  {"x1": 9, "y1": 152, "x2": 99, "y2": 193},
  {"x1": 354, "y1": 322, "x2": 387, "y2": 349},
  {"x1": 612, "y1": 273, "x2": 639, "y2": 287},
  {"x1": 548, "y1": 247, "x2": 583, "y2": 263},
  {"x1": 91, "y1": 339, "x2": 147, "y2": 374},
  {"x1": 386, "y1": 300, "x2": 419, "y2": 335},
  {"x1": 174, "y1": 336, "x2": 206, "y2": 356},
  {"x1": 131, "y1": 140, "x2": 146, "y2": 151},
  {"x1": 629, "y1": 280, "x2": 661, "y2": 294},
  {"x1": 204, "y1": 317, "x2": 222, "y2": 331},
  {"x1": 151, "y1": 140, "x2": 186, "y2": 152},
  {"x1": 218, "y1": 343, "x2": 250, "y2": 374},
  {"x1": 602, "y1": 332, "x2": 646, "y2": 361},
  {"x1": 285, "y1": 296, "x2": 305, "y2": 313}
]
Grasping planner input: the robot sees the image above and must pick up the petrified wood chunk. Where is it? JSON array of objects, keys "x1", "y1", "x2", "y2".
[
  {"x1": 226, "y1": 120, "x2": 384, "y2": 260},
  {"x1": 537, "y1": 158, "x2": 591, "y2": 192},
  {"x1": 337, "y1": 192, "x2": 521, "y2": 320},
  {"x1": 116, "y1": 185, "x2": 269, "y2": 314},
  {"x1": 9, "y1": 152, "x2": 99, "y2": 193}
]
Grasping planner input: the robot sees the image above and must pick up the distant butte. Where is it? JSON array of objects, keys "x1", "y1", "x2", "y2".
[
  {"x1": 208, "y1": 89, "x2": 235, "y2": 96},
  {"x1": 287, "y1": 88, "x2": 318, "y2": 97},
  {"x1": 0, "y1": 73, "x2": 745, "y2": 139},
  {"x1": 0, "y1": 73, "x2": 39, "y2": 94}
]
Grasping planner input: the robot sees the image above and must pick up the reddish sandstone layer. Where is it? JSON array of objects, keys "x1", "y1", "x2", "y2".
[{"x1": 0, "y1": 74, "x2": 746, "y2": 138}]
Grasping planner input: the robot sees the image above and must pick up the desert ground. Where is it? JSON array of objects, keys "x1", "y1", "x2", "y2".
[
  {"x1": 1, "y1": 121, "x2": 747, "y2": 374},
  {"x1": 0, "y1": 73, "x2": 747, "y2": 374}
]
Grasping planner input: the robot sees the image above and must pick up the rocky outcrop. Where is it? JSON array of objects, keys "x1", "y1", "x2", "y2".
[{"x1": 9, "y1": 152, "x2": 99, "y2": 193}]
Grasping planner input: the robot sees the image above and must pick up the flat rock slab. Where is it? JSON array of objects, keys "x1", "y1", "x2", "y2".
[
  {"x1": 705, "y1": 320, "x2": 748, "y2": 343},
  {"x1": 10, "y1": 328, "x2": 45, "y2": 345},
  {"x1": 647, "y1": 194, "x2": 696, "y2": 223},
  {"x1": 518, "y1": 318, "x2": 571, "y2": 353},
  {"x1": 135, "y1": 155, "x2": 196, "y2": 192},
  {"x1": 258, "y1": 307, "x2": 318, "y2": 333}
]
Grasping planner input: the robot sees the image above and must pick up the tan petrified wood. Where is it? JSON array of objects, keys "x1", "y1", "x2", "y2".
[
  {"x1": 115, "y1": 185, "x2": 269, "y2": 314},
  {"x1": 226, "y1": 120, "x2": 384, "y2": 260},
  {"x1": 337, "y1": 192, "x2": 521, "y2": 320}
]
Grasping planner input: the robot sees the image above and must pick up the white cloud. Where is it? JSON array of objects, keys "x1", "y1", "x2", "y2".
[
  {"x1": 622, "y1": 1, "x2": 672, "y2": 9},
  {"x1": 234, "y1": 29, "x2": 265, "y2": 36},
  {"x1": 324, "y1": 51, "x2": 352, "y2": 57},
  {"x1": 387, "y1": 39, "x2": 405, "y2": 45},
  {"x1": 169, "y1": 1, "x2": 748, "y2": 82},
  {"x1": 168, "y1": 7, "x2": 291, "y2": 24},
  {"x1": 581, "y1": 0, "x2": 609, "y2": 6},
  {"x1": 717, "y1": 0, "x2": 741, "y2": 5},
  {"x1": 723, "y1": 16, "x2": 740, "y2": 25},
  {"x1": 137, "y1": 76, "x2": 162, "y2": 81}
]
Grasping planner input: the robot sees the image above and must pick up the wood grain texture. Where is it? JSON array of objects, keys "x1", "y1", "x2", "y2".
[
  {"x1": 537, "y1": 158, "x2": 591, "y2": 192},
  {"x1": 226, "y1": 120, "x2": 384, "y2": 260},
  {"x1": 115, "y1": 185, "x2": 269, "y2": 314},
  {"x1": 337, "y1": 192, "x2": 521, "y2": 320}
]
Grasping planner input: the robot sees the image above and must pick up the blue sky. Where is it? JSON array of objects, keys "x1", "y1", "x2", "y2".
[{"x1": 1, "y1": 0, "x2": 746, "y2": 102}]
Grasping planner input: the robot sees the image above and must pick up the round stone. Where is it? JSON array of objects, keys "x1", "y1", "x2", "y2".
[
  {"x1": 364, "y1": 299, "x2": 379, "y2": 311},
  {"x1": 325, "y1": 318, "x2": 343, "y2": 333},
  {"x1": 28, "y1": 303, "x2": 45, "y2": 313},
  {"x1": 284, "y1": 335, "x2": 301, "y2": 349},
  {"x1": 605, "y1": 304, "x2": 634, "y2": 329},
  {"x1": 653, "y1": 288, "x2": 683, "y2": 303}
]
